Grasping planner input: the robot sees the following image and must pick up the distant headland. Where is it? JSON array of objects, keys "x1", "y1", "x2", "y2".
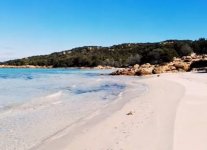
[{"x1": 1, "y1": 38, "x2": 207, "y2": 71}]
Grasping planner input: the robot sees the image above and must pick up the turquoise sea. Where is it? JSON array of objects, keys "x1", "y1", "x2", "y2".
[
  {"x1": 0, "y1": 68, "x2": 124, "y2": 110},
  {"x1": 0, "y1": 68, "x2": 146, "y2": 150}
]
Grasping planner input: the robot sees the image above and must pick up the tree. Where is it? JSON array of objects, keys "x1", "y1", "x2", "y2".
[
  {"x1": 179, "y1": 44, "x2": 193, "y2": 56},
  {"x1": 126, "y1": 54, "x2": 142, "y2": 66},
  {"x1": 146, "y1": 48, "x2": 177, "y2": 64},
  {"x1": 193, "y1": 38, "x2": 207, "y2": 54}
]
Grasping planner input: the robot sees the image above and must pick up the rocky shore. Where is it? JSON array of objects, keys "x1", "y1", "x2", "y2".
[
  {"x1": 94, "y1": 65, "x2": 114, "y2": 69},
  {"x1": 111, "y1": 53, "x2": 207, "y2": 76}
]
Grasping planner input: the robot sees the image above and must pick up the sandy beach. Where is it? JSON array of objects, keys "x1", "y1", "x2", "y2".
[
  {"x1": 1, "y1": 0, "x2": 207, "y2": 150},
  {"x1": 34, "y1": 72, "x2": 207, "y2": 150}
]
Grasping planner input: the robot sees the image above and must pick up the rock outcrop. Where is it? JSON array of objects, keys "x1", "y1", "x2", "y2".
[
  {"x1": 136, "y1": 64, "x2": 154, "y2": 76},
  {"x1": 110, "y1": 53, "x2": 207, "y2": 76},
  {"x1": 94, "y1": 65, "x2": 114, "y2": 69}
]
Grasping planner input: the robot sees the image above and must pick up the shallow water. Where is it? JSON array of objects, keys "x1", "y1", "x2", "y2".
[
  {"x1": 0, "y1": 68, "x2": 120, "y2": 109},
  {"x1": 0, "y1": 68, "x2": 146, "y2": 150}
]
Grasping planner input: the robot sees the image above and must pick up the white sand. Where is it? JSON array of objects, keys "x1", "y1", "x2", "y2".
[{"x1": 35, "y1": 72, "x2": 207, "y2": 150}]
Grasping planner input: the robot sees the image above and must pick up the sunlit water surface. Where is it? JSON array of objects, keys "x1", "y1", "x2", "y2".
[{"x1": 0, "y1": 68, "x2": 146, "y2": 150}]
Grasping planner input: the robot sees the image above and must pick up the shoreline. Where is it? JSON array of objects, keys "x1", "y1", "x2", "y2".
[
  {"x1": 63, "y1": 74, "x2": 185, "y2": 150},
  {"x1": 34, "y1": 72, "x2": 207, "y2": 150},
  {"x1": 1, "y1": 72, "x2": 206, "y2": 150},
  {"x1": 0, "y1": 71, "x2": 145, "y2": 150},
  {"x1": 0, "y1": 65, "x2": 116, "y2": 70},
  {"x1": 0, "y1": 65, "x2": 52, "y2": 69},
  {"x1": 30, "y1": 76, "x2": 148, "y2": 150}
]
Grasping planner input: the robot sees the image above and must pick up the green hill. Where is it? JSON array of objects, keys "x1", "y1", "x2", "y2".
[{"x1": 2, "y1": 38, "x2": 207, "y2": 68}]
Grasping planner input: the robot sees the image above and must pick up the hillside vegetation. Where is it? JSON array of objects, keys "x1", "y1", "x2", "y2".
[{"x1": 2, "y1": 38, "x2": 207, "y2": 68}]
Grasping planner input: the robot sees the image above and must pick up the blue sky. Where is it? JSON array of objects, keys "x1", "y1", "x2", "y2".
[{"x1": 0, "y1": 0, "x2": 207, "y2": 61}]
